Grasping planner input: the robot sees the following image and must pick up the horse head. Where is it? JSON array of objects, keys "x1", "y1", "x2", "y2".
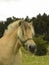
[{"x1": 17, "y1": 20, "x2": 36, "y2": 53}]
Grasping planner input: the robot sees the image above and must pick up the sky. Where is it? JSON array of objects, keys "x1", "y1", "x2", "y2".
[{"x1": 0, "y1": 0, "x2": 49, "y2": 21}]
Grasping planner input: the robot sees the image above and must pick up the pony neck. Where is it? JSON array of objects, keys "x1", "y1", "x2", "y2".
[{"x1": 1, "y1": 27, "x2": 18, "y2": 41}]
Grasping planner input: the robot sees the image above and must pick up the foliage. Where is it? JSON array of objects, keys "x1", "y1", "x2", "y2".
[
  {"x1": 43, "y1": 34, "x2": 49, "y2": 42},
  {"x1": 0, "y1": 22, "x2": 5, "y2": 37},
  {"x1": 25, "y1": 16, "x2": 30, "y2": 22},
  {"x1": 31, "y1": 13, "x2": 49, "y2": 35},
  {"x1": 33, "y1": 36, "x2": 48, "y2": 56}
]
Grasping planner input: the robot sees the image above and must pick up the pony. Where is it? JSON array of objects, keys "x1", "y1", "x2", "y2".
[{"x1": 0, "y1": 20, "x2": 36, "y2": 65}]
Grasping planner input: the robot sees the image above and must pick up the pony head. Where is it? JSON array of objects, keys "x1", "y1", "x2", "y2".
[{"x1": 17, "y1": 20, "x2": 36, "y2": 53}]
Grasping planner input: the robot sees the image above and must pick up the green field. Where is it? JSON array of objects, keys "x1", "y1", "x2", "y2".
[{"x1": 22, "y1": 52, "x2": 49, "y2": 65}]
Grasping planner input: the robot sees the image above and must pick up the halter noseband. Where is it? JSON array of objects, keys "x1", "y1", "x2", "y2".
[{"x1": 18, "y1": 36, "x2": 33, "y2": 46}]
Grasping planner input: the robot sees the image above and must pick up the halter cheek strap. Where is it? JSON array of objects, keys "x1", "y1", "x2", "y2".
[{"x1": 18, "y1": 36, "x2": 33, "y2": 46}]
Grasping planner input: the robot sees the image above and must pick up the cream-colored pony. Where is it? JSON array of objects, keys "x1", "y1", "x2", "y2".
[{"x1": 0, "y1": 20, "x2": 36, "y2": 65}]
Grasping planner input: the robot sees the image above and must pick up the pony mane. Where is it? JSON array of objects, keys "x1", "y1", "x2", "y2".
[
  {"x1": 3, "y1": 20, "x2": 35, "y2": 37},
  {"x1": 4, "y1": 20, "x2": 21, "y2": 35}
]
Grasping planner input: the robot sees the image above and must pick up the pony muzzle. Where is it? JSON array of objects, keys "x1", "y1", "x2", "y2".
[{"x1": 29, "y1": 44, "x2": 37, "y2": 53}]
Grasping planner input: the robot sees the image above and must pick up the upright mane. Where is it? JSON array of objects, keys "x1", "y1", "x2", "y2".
[{"x1": 4, "y1": 20, "x2": 21, "y2": 35}]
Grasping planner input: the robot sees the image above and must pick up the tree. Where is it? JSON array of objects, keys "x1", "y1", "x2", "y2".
[
  {"x1": 25, "y1": 16, "x2": 30, "y2": 22},
  {"x1": 0, "y1": 22, "x2": 5, "y2": 37}
]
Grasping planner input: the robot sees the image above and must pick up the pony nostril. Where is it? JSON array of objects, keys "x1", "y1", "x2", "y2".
[{"x1": 29, "y1": 45, "x2": 36, "y2": 53}]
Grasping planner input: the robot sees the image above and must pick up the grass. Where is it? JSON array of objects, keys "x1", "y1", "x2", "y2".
[
  {"x1": 22, "y1": 49, "x2": 49, "y2": 65},
  {"x1": 21, "y1": 37, "x2": 49, "y2": 65}
]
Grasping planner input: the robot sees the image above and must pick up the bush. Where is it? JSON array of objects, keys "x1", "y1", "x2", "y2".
[
  {"x1": 46, "y1": 42, "x2": 49, "y2": 55},
  {"x1": 43, "y1": 34, "x2": 49, "y2": 42},
  {"x1": 33, "y1": 36, "x2": 48, "y2": 56}
]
